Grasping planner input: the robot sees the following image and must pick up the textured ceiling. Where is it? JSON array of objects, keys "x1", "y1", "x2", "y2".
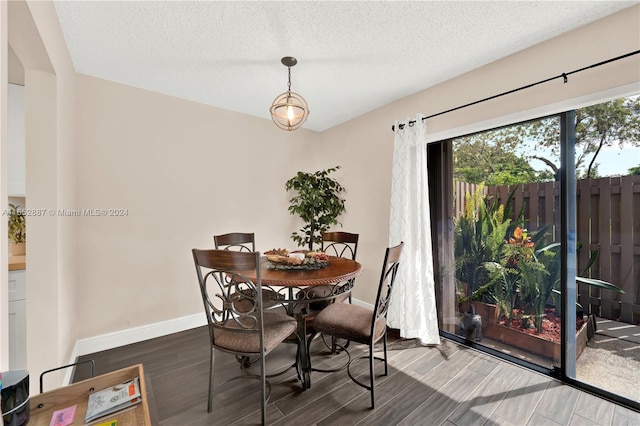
[{"x1": 53, "y1": 1, "x2": 637, "y2": 131}]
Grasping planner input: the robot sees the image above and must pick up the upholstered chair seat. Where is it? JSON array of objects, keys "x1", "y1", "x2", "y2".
[
  {"x1": 312, "y1": 303, "x2": 386, "y2": 344},
  {"x1": 214, "y1": 311, "x2": 297, "y2": 353}
]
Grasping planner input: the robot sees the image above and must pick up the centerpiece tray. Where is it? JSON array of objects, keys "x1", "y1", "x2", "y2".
[
  {"x1": 264, "y1": 250, "x2": 330, "y2": 270},
  {"x1": 266, "y1": 258, "x2": 330, "y2": 271}
]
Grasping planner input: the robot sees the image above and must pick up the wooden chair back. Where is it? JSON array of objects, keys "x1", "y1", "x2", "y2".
[
  {"x1": 213, "y1": 232, "x2": 255, "y2": 252},
  {"x1": 321, "y1": 231, "x2": 359, "y2": 260}
]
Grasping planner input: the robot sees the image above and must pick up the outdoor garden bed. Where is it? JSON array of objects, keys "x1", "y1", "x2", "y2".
[{"x1": 460, "y1": 301, "x2": 596, "y2": 360}]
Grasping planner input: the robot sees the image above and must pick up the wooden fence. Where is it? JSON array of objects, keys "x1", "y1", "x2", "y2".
[{"x1": 454, "y1": 176, "x2": 640, "y2": 324}]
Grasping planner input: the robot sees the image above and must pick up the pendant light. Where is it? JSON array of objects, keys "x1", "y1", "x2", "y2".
[{"x1": 269, "y1": 56, "x2": 309, "y2": 131}]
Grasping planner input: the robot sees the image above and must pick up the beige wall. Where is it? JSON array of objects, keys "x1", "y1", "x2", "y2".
[
  {"x1": 74, "y1": 75, "x2": 320, "y2": 338},
  {"x1": 1, "y1": 1, "x2": 638, "y2": 391}
]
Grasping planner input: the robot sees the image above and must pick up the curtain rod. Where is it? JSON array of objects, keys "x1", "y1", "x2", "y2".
[{"x1": 391, "y1": 50, "x2": 640, "y2": 131}]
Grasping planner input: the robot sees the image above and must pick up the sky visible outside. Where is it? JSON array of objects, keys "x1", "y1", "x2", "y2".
[
  {"x1": 594, "y1": 144, "x2": 640, "y2": 176},
  {"x1": 527, "y1": 142, "x2": 640, "y2": 177},
  {"x1": 456, "y1": 95, "x2": 639, "y2": 179},
  {"x1": 522, "y1": 94, "x2": 640, "y2": 178}
]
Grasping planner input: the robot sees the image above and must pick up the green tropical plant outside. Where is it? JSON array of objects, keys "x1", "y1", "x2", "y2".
[
  {"x1": 454, "y1": 184, "x2": 522, "y2": 302},
  {"x1": 8, "y1": 203, "x2": 26, "y2": 244},
  {"x1": 520, "y1": 240, "x2": 559, "y2": 332},
  {"x1": 550, "y1": 245, "x2": 623, "y2": 317},
  {"x1": 485, "y1": 225, "x2": 554, "y2": 331},
  {"x1": 455, "y1": 190, "x2": 623, "y2": 334},
  {"x1": 482, "y1": 225, "x2": 550, "y2": 330},
  {"x1": 285, "y1": 166, "x2": 346, "y2": 251}
]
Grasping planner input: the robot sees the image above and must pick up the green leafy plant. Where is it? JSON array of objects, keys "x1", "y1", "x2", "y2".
[
  {"x1": 285, "y1": 166, "x2": 346, "y2": 250},
  {"x1": 483, "y1": 225, "x2": 549, "y2": 328},
  {"x1": 551, "y1": 245, "x2": 624, "y2": 317},
  {"x1": 456, "y1": 185, "x2": 625, "y2": 335},
  {"x1": 8, "y1": 203, "x2": 26, "y2": 244},
  {"x1": 487, "y1": 226, "x2": 623, "y2": 333},
  {"x1": 454, "y1": 184, "x2": 522, "y2": 302},
  {"x1": 518, "y1": 237, "x2": 558, "y2": 333}
]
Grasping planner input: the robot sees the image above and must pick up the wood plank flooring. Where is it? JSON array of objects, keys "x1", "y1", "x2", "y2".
[{"x1": 73, "y1": 327, "x2": 639, "y2": 425}]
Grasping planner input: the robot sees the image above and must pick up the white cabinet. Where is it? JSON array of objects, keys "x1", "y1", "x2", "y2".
[
  {"x1": 8, "y1": 83, "x2": 26, "y2": 196},
  {"x1": 8, "y1": 269, "x2": 27, "y2": 369}
]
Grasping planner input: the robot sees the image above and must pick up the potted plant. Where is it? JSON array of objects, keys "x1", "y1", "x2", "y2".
[
  {"x1": 285, "y1": 166, "x2": 346, "y2": 250},
  {"x1": 454, "y1": 187, "x2": 625, "y2": 359},
  {"x1": 8, "y1": 203, "x2": 26, "y2": 255}
]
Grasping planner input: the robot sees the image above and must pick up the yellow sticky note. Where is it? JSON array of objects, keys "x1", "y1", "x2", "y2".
[{"x1": 94, "y1": 420, "x2": 117, "y2": 426}]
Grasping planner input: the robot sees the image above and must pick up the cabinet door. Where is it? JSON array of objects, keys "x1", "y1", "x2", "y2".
[
  {"x1": 8, "y1": 299, "x2": 27, "y2": 370},
  {"x1": 8, "y1": 269, "x2": 26, "y2": 301},
  {"x1": 8, "y1": 270, "x2": 27, "y2": 369}
]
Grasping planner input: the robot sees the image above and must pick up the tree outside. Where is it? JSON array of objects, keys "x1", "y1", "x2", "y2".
[
  {"x1": 453, "y1": 129, "x2": 553, "y2": 184},
  {"x1": 453, "y1": 95, "x2": 640, "y2": 182},
  {"x1": 629, "y1": 165, "x2": 640, "y2": 175}
]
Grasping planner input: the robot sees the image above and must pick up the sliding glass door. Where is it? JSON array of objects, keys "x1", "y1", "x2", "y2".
[
  {"x1": 569, "y1": 96, "x2": 640, "y2": 406},
  {"x1": 439, "y1": 114, "x2": 564, "y2": 370},
  {"x1": 431, "y1": 95, "x2": 639, "y2": 410}
]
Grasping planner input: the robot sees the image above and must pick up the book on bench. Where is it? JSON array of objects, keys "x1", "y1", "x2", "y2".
[{"x1": 85, "y1": 376, "x2": 141, "y2": 423}]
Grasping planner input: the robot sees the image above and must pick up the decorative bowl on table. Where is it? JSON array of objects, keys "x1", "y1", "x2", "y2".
[{"x1": 264, "y1": 249, "x2": 330, "y2": 270}]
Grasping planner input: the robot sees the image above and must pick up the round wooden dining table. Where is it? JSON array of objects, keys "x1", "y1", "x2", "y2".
[{"x1": 243, "y1": 256, "x2": 362, "y2": 389}]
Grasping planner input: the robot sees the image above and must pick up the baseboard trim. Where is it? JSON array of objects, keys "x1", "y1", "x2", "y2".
[
  {"x1": 65, "y1": 313, "x2": 206, "y2": 384},
  {"x1": 65, "y1": 298, "x2": 370, "y2": 384},
  {"x1": 351, "y1": 298, "x2": 373, "y2": 310}
]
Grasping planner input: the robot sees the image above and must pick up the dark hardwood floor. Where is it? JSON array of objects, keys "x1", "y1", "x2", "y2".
[{"x1": 73, "y1": 327, "x2": 639, "y2": 425}]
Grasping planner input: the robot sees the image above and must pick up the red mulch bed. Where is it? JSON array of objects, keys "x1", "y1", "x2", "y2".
[{"x1": 499, "y1": 307, "x2": 585, "y2": 343}]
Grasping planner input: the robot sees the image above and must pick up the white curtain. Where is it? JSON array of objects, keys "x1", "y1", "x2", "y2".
[{"x1": 387, "y1": 114, "x2": 440, "y2": 345}]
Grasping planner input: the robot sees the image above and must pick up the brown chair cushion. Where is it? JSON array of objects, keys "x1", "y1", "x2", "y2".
[
  {"x1": 214, "y1": 311, "x2": 297, "y2": 353},
  {"x1": 312, "y1": 303, "x2": 386, "y2": 344}
]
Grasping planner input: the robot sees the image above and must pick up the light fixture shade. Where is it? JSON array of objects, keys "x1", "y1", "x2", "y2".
[
  {"x1": 270, "y1": 91, "x2": 309, "y2": 131},
  {"x1": 270, "y1": 56, "x2": 309, "y2": 131}
]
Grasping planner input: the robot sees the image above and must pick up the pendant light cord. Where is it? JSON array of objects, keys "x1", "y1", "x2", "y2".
[{"x1": 391, "y1": 50, "x2": 640, "y2": 131}]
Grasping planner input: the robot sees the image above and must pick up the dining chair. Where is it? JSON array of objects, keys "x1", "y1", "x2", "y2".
[
  {"x1": 214, "y1": 232, "x2": 284, "y2": 311},
  {"x1": 313, "y1": 231, "x2": 360, "y2": 354},
  {"x1": 192, "y1": 249, "x2": 298, "y2": 425},
  {"x1": 304, "y1": 231, "x2": 359, "y2": 330},
  {"x1": 321, "y1": 231, "x2": 359, "y2": 304},
  {"x1": 312, "y1": 242, "x2": 404, "y2": 409},
  {"x1": 213, "y1": 232, "x2": 255, "y2": 252},
  {"x1": 321, "y1": 231, "x2": 359, "y2": 260}
]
